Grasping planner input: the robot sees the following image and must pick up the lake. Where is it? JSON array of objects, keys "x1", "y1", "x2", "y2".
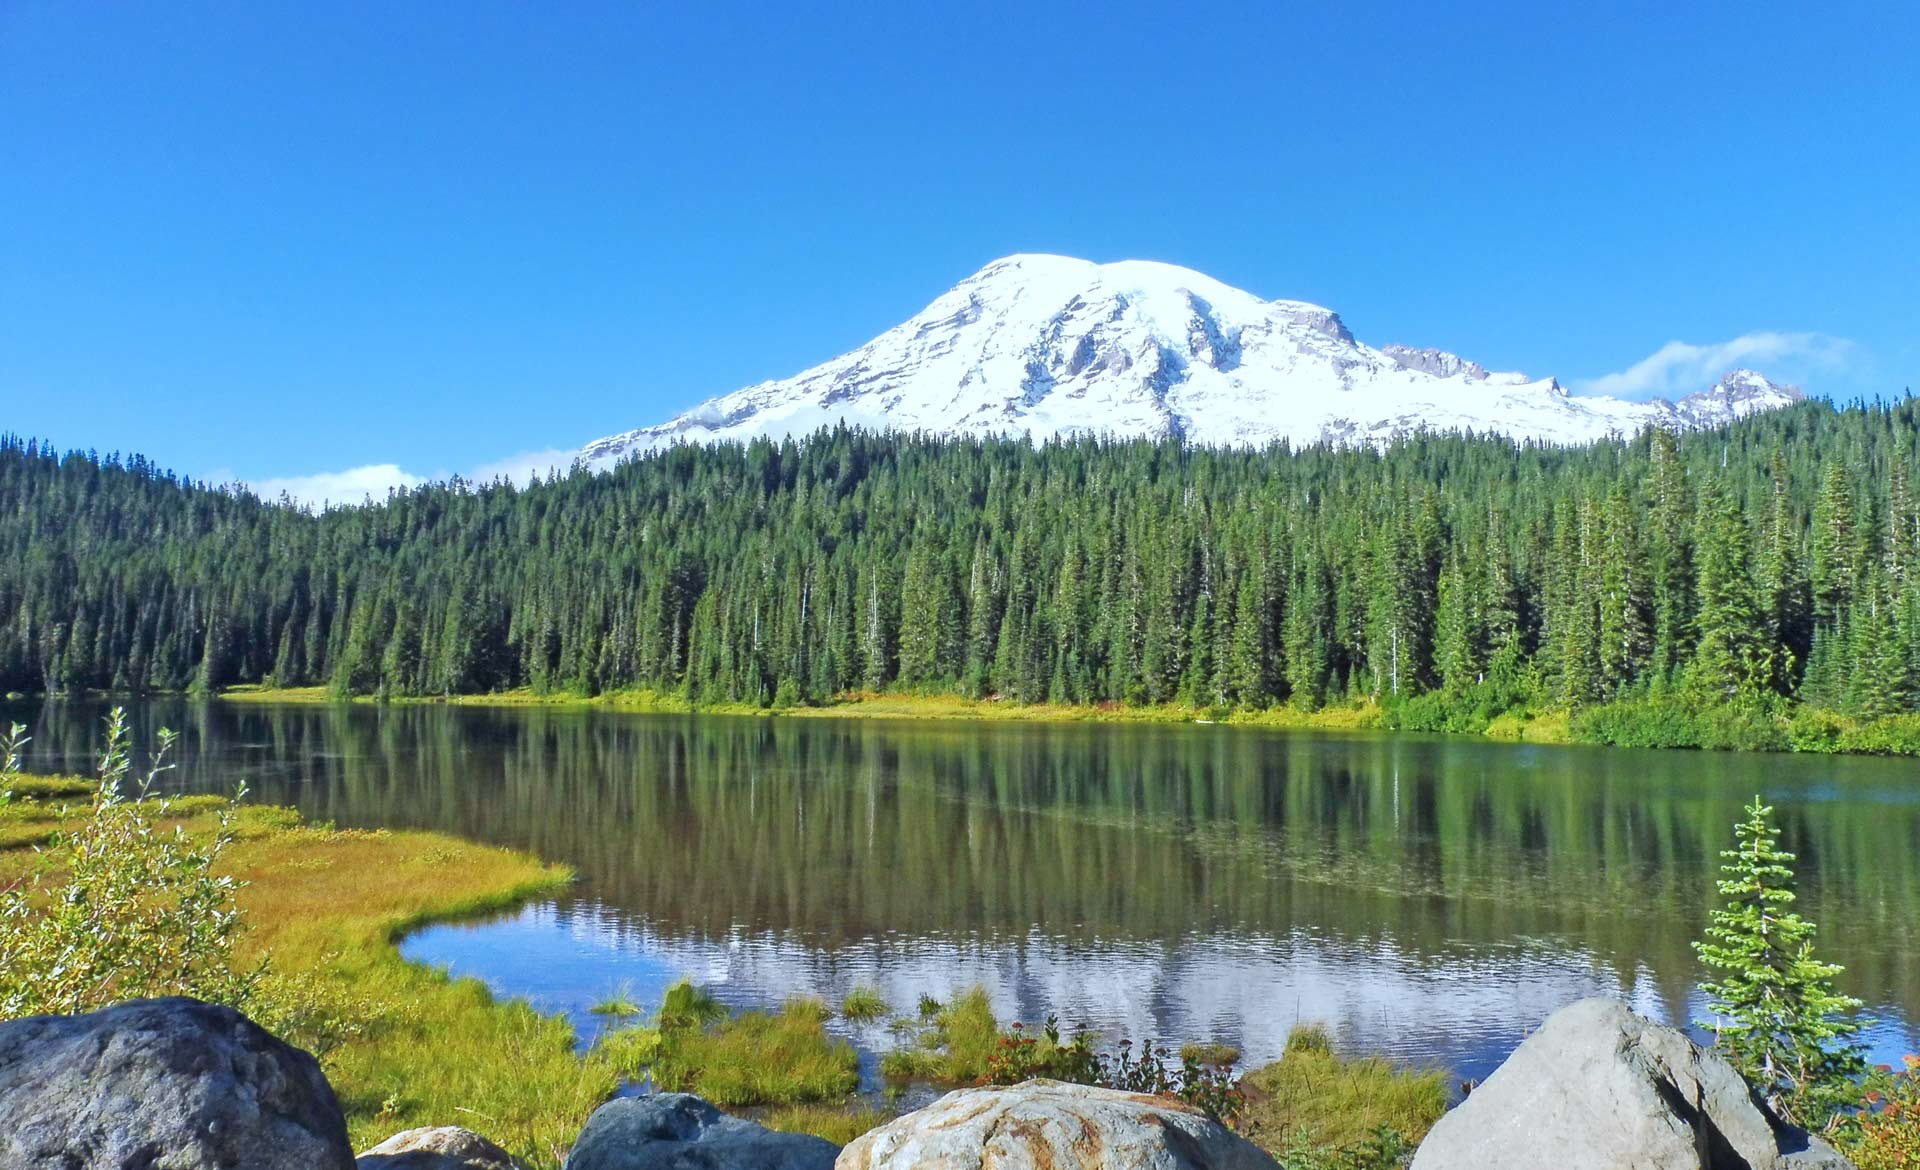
[{"x1": 6, "y1": 698, "x2": 1917, "y2": 1082}]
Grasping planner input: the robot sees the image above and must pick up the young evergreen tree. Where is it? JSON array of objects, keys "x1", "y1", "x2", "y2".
[{"x1": 1696, "y1": 798, "x2": 1865, "y2": 1126}]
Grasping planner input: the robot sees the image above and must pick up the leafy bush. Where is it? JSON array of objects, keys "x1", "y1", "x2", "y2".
[
  {"x1": 1843, "y1": 1055, "x2": 1920, "y2": 1170},
  {"x1": 1835, "y1": 714, "x2": 1920, "y2": 756},
  {"x1": 1571, "y1": 695, "x2": 1788, "y2": 752},
  {"x1": 0, "y1": 708, "x2": 257, "y2": 1019}
]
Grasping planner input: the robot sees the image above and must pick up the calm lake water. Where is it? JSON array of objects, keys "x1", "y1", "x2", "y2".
[{"x1": 6, "y1": 698, "x2": 1918, "y2": 1081}]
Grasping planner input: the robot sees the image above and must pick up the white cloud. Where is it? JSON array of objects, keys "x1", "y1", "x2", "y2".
[
  {"x1": 247, "y1": 464, "x2": 427, "y2": 508},
  {"x1": 238, "y1": 446, "x2": 587, "y2": 510},
  {"x1": 469, "y1": 447, "x2": 582, "y2": 486},
  {"x1": 1577, "y1": 331, "x2": 1853, "y2": 400}
]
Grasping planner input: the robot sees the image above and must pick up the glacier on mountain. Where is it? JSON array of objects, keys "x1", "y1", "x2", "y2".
[{"x1": 581, "y1": 255, "x2": 1803, "y2": 466}]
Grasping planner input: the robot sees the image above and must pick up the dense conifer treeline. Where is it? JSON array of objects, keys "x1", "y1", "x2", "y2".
[{"x1": 3, "y1": 399, "x2": 1919, "y2": 722}]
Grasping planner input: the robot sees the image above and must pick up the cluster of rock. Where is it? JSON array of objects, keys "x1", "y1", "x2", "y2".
[{"x1": 0, "y1": 995, "x2": 1857, "y2": 1170}]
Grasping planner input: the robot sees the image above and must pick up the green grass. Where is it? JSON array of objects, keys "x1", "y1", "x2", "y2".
[
  {"x1": 589, "y1": 985, "x2": 643, "y2": 1019},
  {"x1": 657, "y1": 978, "x2": 726, "y2": 1031},
  {"x1": 760, "y1": 1103, "x2": 896, "y2": 1146},
  {"x1": 3, "y1": 774, "x2": 96, "y2": 799},
  {"x1": 591, "y1": 1025, "x2": 662, "y2": 1080},
  {"x1": 1180, "y1": 1041, "x2": 1242, "y2": 1067},
  {"x1": 1237, "y1": 1024, "x2": 1449, "y2": 1156},
  {"x1": 841, "y1": 984, "x2": 889, "y2": 1023},
  {"x1": 210, "y1": 822, "x2": 603, "y2": 1167},
  {"x1": 2, "y1": 802, "x2": 603, "y2": 1168},
  {"x1": 651, "y1": 999, "x2": 859, "y2": 1107}
]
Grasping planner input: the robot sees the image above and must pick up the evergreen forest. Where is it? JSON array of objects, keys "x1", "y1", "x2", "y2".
[{"x1": 5, "y1": 398, "x2": 1920, "y2": 747}]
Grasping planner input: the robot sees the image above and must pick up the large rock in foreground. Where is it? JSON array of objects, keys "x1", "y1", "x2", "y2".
[
  {"x1": 359, "y1": 1126, "x2": 519, "y2": 1169},
  {"x1": 0, "y1": 996, "x2": 355, "y2": 1170},
  {"x1": 1410, "y1": 998, "x2": 1854, "y2": 1170},
  {"x1": 836, "y1": 1080, "x2": 1279, "y2": 1170},
  {"x1": 565, "y1": 1093, "x2": 839, "y2": 1170}
]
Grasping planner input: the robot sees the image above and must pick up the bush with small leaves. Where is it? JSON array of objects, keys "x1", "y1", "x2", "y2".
[
  {"x1": 0, "y1": 708, "x2": 258, "y2": 1019},
  {"x1": 1842, "y1": 1055, "x2": 1920, "y2": 1170}
]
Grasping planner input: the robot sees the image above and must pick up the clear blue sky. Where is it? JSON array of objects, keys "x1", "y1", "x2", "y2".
[{"x1": 3, "y1": 1, "x2": 1914, "y2": 495}]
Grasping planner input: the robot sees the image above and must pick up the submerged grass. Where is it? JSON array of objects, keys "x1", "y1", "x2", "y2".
[
  {"x1": 1237, "y1": 1024, "x2": 1449, "y2": 1156},
  {"x1": 840, "y1": 984, "x2": 889, "y2": 1023}
]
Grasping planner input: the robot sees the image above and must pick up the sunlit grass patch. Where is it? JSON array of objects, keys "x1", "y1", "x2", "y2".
[
  {"x1": 759, "y1": 1103, "x2": 895, "y2": 1146},
  {"x1": 219, "y1": 821, "x2": 597, "y2": 1167},
  {"x1": 592, "y1": 1025, "x2": 662, "y2": 1080},
  {"x1": 589, "y1": 984, "x2": 643, "y2": 1020},
  {"x1": 4, "y1": 774, "x2": 96, "y2": 799},
  {"x1": 651, "y1": 999, "x2": 859, "y2": 1107},
  {"x1": 1237, "y1": 1023, "x2": 1448, "y2": 1156}
]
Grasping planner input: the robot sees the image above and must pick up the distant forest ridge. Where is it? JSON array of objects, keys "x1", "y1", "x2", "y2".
[{"x1": 3, "y1": 398, "x2": 1918, "y2": 725}]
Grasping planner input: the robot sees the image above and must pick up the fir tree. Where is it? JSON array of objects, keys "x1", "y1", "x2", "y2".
[{"x1": 1696, "y1": 798, "x2": 1865, "y2": 1125}]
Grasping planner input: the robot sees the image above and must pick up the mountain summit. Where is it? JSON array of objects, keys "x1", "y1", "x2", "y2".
[{"x1": 581, "y1": 255, "x2": 1804, "y2": 463}]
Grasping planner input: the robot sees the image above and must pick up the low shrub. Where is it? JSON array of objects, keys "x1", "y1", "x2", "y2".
[
  {"x1": 1836, "y1": 714, "x2": 1920, "y2": 756},
  {"x1": 1843, "y1": 1055, "x2": 1920, "y2": 1170},
  {"x1": 0, "y1": 709, "x2": 257, "y2": 1018},
  {"x1": 1570, "y1": 695, "x2": 1787, "y2": 752}
]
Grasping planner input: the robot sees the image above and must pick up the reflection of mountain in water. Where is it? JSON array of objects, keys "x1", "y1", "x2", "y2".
[
  {"x1": 410, "y1": 898, "x2": 1692, "y2": 1081},
  {"x1": 9, "y1": 699, "x2": 1919, "y2": 1075}
]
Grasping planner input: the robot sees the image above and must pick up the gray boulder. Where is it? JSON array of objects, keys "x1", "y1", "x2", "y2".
[
  {"x1": 0, "y1": 995, "x2": 355, "y2": 1170},
  {"x1": 836, "y1": 1079, "x2": 1279, "y2": 1170},
  {"x1": 1410, "y1": 998, "x2": 1855, "y2": 1170},
  {"x1": 359, "y1": 1126, "x2": 519, "y2": 1169},
  {"x1": 565, "y1": 1093, "x2": 839, "y2": 1170}
]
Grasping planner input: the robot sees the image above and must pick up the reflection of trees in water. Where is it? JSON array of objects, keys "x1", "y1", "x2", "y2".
[{"x1": 9, "y1": 698, "x2": 1919, "y2": 1021}]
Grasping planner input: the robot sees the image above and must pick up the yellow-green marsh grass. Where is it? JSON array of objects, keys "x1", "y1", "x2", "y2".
[
  {"x1": 1237, "y1": 1024, "x2": 1449, "y2": 1154},
  {"x1": 651, "y1": 999, "x2": 859, "y2": 1107},
  {"x1": 0, "y1": 804, "x2": 600, "y2": 1168}
]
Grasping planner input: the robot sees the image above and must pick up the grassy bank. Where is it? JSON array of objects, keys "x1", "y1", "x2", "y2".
[
  {"x1": 0, "y1": 788, "x2": 602, "y2": 1166},
  {"x1": 1239, "y1": 1025, "x2": 1449, "y2": 1166},
  {"x1": 218, "y1": 683, "x2": 1391, "y2": 730},
  {"x1": 215, "y1": 682, "x2": 1920, "y2": 757}
]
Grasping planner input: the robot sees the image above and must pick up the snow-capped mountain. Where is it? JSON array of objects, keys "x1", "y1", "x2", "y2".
[{"x1": 581, "y1": 255, "x2": 1804, "y2": 464}]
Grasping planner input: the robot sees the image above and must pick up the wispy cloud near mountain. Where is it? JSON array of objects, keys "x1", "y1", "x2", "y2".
[
  {"x1": 1577, "y1": 332, "x2": 1853, "y2": 400},
  {"x1": 247, "y1": 464, "x2": 425, "y2": 508},
  {"x1": 240, "y1": 447, "x2": 580, "y2": 509}
]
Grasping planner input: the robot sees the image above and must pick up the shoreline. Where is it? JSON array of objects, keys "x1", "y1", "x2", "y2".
[
  {"x1": 10, "y1": 684, "x2": 1918, "y2": 756},
  {"x1": 222, "y1": 684, "x2": 1567, "y2": 738},
  {"x1": 212, "y1": 685, "x2": 1920, "y2": 758}
]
